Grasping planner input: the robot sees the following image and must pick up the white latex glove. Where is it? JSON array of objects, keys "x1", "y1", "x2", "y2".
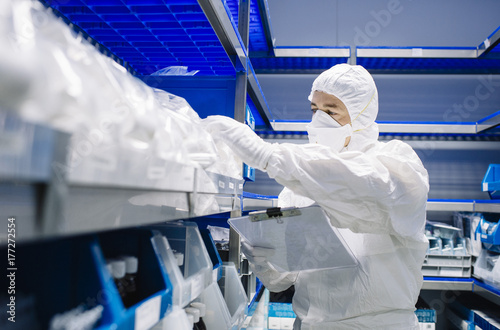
[
  {"x1": 202, "y1": 115, "x2": 276, "y2": 171},
  {"x1": 241, "y1": 240, "x2": 275, "y2": 273}
]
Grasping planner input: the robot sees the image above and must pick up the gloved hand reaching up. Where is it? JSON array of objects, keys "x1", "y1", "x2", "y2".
[
  {"x1": 241, "y1": 240, "x2": 276, "y2": 272},
  {"x1": 202, "y1": 115, "x2": 276, "y2": 171},
  {"x1": 241, "y1": 240, "x2": 298, "y2": 292}
]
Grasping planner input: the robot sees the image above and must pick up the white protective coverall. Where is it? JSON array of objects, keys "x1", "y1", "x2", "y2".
[{"x1": 203, "y1": 64, "x2": 429, "y2": 330}]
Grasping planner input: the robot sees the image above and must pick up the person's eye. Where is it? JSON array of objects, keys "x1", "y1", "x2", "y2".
[{"x1": 311, "y1": 109, "x2": 317, "y2": 114}]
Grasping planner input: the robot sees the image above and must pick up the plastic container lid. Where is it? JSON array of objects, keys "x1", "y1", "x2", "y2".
[
  {"x1": 184, "y1": 307, "x2": 200, "y2": 323},
  {"x1": 122, "y1": 256, "x2": 138, "y2": 274},
  {"x1": 190, "y1": 302, "x2": 206, "y2": 317},
  {"x1": 111, "y1": 260, "x2": 126, "y2": 279}
]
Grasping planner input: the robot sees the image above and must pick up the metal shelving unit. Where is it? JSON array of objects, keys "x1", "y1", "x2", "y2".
[
  {"x1": 269, "y1": 113, "x2": 500, "y2": 134},
  {"x1": 43, "y1": 0, "x2": 274, "y2": 129},
  {"x1": 0, "y1": 113, "x2": 245, "y2": 243},
  {"x1": 421, "y1": 277, "x2": 500, "y2": 307},
  {"x1": 1, "y1": 2, "x2": 265, "y2": 328},
  {"x1": 242, "y1": 196, "x2": 500, "y2": 215}
]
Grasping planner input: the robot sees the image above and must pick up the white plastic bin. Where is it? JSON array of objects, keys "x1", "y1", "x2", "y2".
[
  {"x1": 219, "y1": 262, "x2": 248, "y2": 330},
  {"x1": 151, "y1": 306, "x2": 192, "y2": 330},
  {"x1": 198, "y1": 263, "x2": 248, "y2": 330},
  {"x1": 474, "y1": 249, "x2": 500, "y2": 288},
  {"x1": 199, "y1": 282, "x2": 233, "y2": 330},
  {"x1": 150, "y1": 222, "x2": 213, "y2": 308}
]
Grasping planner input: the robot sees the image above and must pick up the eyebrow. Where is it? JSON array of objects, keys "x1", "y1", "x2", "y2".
[
  {"x1": 323, "y1": 103, "x2": 338, "y2": 108},
  {"x1": 310, "y1": 102, "x2": 338, "y2": 108}
]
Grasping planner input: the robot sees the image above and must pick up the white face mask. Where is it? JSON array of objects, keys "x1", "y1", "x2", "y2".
[{"x1": 306, "y1": 110, "x2": 353, "y2": 152}]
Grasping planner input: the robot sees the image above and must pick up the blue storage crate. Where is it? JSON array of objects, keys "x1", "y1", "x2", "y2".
[
  {"x1": 97, "y1": 229, "x2": 173, "y2": 329},
  {"x1": 243, "y1": 163, "x2": 255, "y2": 182},
  {"x1": 199, "y1": 228, "x2": 224, "y2": 283},
  {"x1": 482, "y1": 164, "x2": 500, "y2": 200},
  {"x1": 0, "y1": 237, "x2": 121, "y2": 329},
  {"x1": 476, "y1": 217, "x2": 500, "y2": 252}
]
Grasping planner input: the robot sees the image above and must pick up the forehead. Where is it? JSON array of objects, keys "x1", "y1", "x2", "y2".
[{"x1": 311, "y1": 91, "x2": 345, "y2": 107}]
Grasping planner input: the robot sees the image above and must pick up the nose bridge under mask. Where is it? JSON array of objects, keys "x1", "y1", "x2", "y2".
[
  {"x1": 310, "y1": 110, "x2": 342, "y2": 128},
  {"x1": 306, "y1": 110, "x2": 353, "y2": 152}
]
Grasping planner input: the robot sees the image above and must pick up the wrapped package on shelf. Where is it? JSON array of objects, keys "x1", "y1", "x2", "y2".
[
  {"x1": 474, "y1": 249, "x2": 500, "y2": 288},
  {"x1": 153, "y1": 89, "x2": 218, "y2": 169},
  {"x1": 204, "y1": 140, "x2": 243, "y2": 180},
  {"x1": 0, "y1": 0, "x2": 229, "y2": 188}
]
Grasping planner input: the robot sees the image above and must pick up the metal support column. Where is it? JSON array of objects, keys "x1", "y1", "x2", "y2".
[
  {"x1": 238, "y1": 0, "x2": 250, "y2": 50},
  {"x1": 228, "y1": 210, "x2": 242, "y2": 270},
  {"x1": 234, "y1": 0, "x2": 250, "y2": 123}
]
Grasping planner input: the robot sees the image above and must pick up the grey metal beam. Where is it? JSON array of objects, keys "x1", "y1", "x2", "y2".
[
  {"x1": 271, "y1": 121, "x2": 478, "y2": 134},
  {"x1": 238, "y1": 0, "x2": 250, "y2": 51},
  {"x1": 274, "y1": 47, "x2": 350, "y2": 58},
  {"x1": 256, "y1": 0, "x2": 276, "y2": 56},
  {"x1": 426, "y1": 201, "x2": 474, "y2": 212},
  {"x1": 474, "y1": 283, "x2": 500, "y2": 306},
  {"x1": 229, "y1": 211, "x2": 242, "y2": 272},
  {"x1": 356, "y1": 48, "x2": 478, "y2": 59},
  {"x1": 198, "y1": 0, "x2": 247, "y2": 70},
  {"x1": 476, "y1": 110, "x2": 500, "y2": 133},
  {"x1": 380, "y1": 123, "x2": 477, "y2": 134},
  {"x1": 477, "y1": 26, "x2": 500, "y2": 57},
  {"x1": 474, "y1": 202, "x2": 500, "y2": 213},
  {"x1": 421, "y1": 279, "x2": 473, "y2": 291},
  {"x1": 247, "y1": 66, "x2": 273, "y2": 129},
  {"x1": 234, "y1": 71, "x2": 248, "y2": 123}
]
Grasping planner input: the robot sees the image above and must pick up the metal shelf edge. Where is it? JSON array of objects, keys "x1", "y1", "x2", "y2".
[
  {"x1": 274, "y1": 47, "x2": 350, "y2": 58},
  {"x1": 270, "y1": 121, "x2": 479, "y2": 134},
  {"x1": 198, "y1": 0, "x2": 247, "y2": 71},
  {"x1": 357, "y1": 48, "x2": 478, "y2": 59},
  {"x1": 422, "y1": 277, "x2": 474, "y2": 291}
]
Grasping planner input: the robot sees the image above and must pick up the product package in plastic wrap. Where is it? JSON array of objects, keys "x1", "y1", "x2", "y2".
[{"x1": 0, "y1": 0, "x2": 249, "y2": 188}]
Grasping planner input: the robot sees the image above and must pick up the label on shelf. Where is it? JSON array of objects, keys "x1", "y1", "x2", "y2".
[
  {"x1": 135, "y1": 295, "x2": 161, "y2": 330},
  {"x1": 219, "y1": 180, "x2": 225, "y2": 189},
  {"x1": 484, "y1": 38, "x2": 491, "y2": 48},
  {"x1": 483, "y1": 182, "x2": 488, "y2": 191},
  {"x1": 229, "y1": 182, "x2": 234, "y2": 190}
]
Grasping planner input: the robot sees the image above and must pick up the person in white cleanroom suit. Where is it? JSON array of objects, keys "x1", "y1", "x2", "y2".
[{"x1": 203, "y1": 64, "x2": 429, "y2": 330}]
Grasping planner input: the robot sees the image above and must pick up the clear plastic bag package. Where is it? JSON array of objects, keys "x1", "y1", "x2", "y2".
[{"x1": 0, "y1": 0, "x2": 240, "y2": 187}]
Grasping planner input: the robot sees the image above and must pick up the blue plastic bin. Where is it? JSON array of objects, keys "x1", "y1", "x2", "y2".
[
  {"x1": 97, "y1": 229, "x2": 173, "y2": 330},
  {"x1": 482, "y1": 164, "x2": 500, "y2": 199},
  {"x1": 0, "y1": 237, "x2": 118, "y2": 329},
  {"x1": 200, "y1": 228, "x2": 223, "y2": 283},
  {"x1": 476, "y1": 217, "x2": 500, "y2": 253}
]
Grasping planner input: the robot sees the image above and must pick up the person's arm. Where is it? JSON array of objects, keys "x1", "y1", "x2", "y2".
[
  {"x1": 266, "y1": 140, "x2": 429, "y2": 238},
  {"x1": 202, "y1": 115, "x2": 429, "y2": 238}
]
